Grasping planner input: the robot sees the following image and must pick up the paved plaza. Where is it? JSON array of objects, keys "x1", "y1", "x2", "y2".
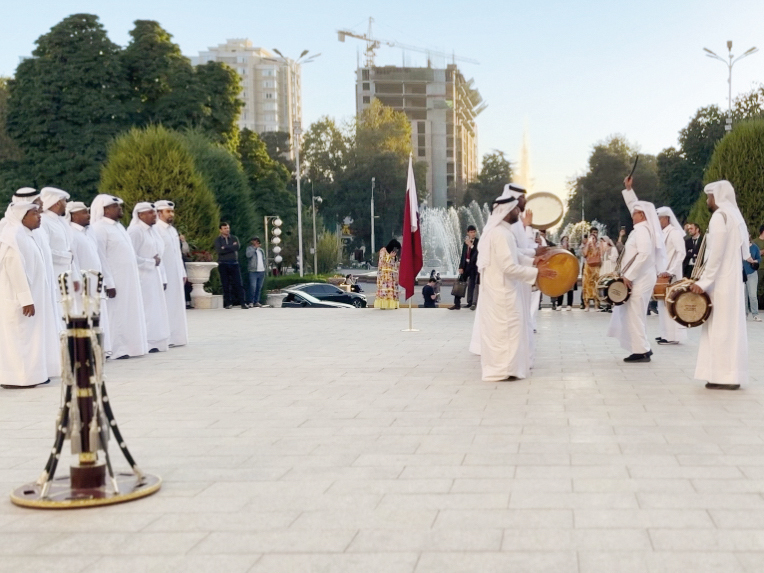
[{"x1": 2, "y1": 307, "x2": 764, "y2": 572}]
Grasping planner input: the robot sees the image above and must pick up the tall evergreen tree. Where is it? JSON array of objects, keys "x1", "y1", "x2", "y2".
[{"x1": 5, "y1": 14, "x2": 129, "y2": 200}]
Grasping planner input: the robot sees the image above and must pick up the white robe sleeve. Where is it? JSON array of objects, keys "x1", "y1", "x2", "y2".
[
  {"x1": 622, "y1": 227, "x2": 651, "y2": 282},
  {"x1": 667, "y1": 228, "x2": 686, "y2": 272},
  {"x1": 695, "y1": 213, "x2": 727, "y2": 292},
  {"x1": 128, "y1": 229, "x2": 157, "y2": 272},
  {"x1": 622, "y1": 189, "x2": 638, "y2": 214},
  {"x1": 2, "y1": 248, "x2": 34, "y2": 307},
  {"x1": 518, "y1": 253, "x2": 534, "y2": 267},
  {"x1": 92, "y1": 225, "x2": 115, "y2": 290},
  {"x1": 494, "y1": 234, "x2": 538, "y2": 284}
]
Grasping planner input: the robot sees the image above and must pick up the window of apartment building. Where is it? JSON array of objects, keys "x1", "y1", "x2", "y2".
[
  {"x1": 362, "y1": 96, "x2": 370, "y2": 104},
  {"x1": 263, "y1": 81, "x2": 275, "y2": 88},
  {"x1": 362, "y1": 82, "x2": 370, "y2": 91},
  {"x1": 265, "y1": 93, "x2": 274, "y2": 99},
  {"x1": 418, "y1": 135, "x2": 426, "y2": 148},
  {"x1": 417, "y1": 121, "x2": 425, "y2": 134},
  {"x1": 262, "y1": 69, "x2": 276, "y2": 76},
  {"x1": 447, "y1": 162, "x2": 455, "y2": 175},
  {"x1": 263, "y1": 102, "x2": 277, "y2": 111},
  {"x1": 237, "y1": 56, "x2": 245, "y2": 63},
  {"x1": 447, "y1": 149, "x2": 453, "y2": 158},
  {"x1": 418, "y1": 148, "x2": 426, "y2": 157},
  {"x1": 362, "y1": 69, "x2": 370, "y2": 80},
  {"x1": 447, "y1": 175, "x2": 455, "y2": 187},
  {"x1": 237, "y1": 67, "x2": 245, "y2": 75}
]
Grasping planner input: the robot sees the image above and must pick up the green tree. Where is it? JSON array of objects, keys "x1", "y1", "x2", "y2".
[
  {"x1": 702, "y1": 118, "x2": 764, "y2": 233},
  {"x1": 355, "y1": 99, "x2": 412, "y2": 160},
  {"x1": 181, "y1": 130, "x2": 256, "y2": 248},
  {"x1": 238, "y1": 128, "x2": 295, "y2": 236},
  {"x1": 260, "y1": 130, "x2": 294, "y2": 173},
  {"x1": 302, "y1": 117, "x2": 349, "y2": 183},
  {"x1": 5, "y1": 14, "x2": 130, "y2": 201},
  {"x1": 99, "y1": 125, "x2": 220, "y2": 250},
  {"x1": 564, "y1": 135, "x2": 658, "y2": 236},
  {"x1": 462, "y1": 150, "x2": 513, "y2": 206},
  {"x1": 122, "y1": 20, "x2": 241, "y2": 147}
]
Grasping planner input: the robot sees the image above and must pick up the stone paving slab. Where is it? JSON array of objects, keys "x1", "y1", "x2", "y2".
[{"x1": 2, "y1": 307, "x2": 764, "y2": 572}]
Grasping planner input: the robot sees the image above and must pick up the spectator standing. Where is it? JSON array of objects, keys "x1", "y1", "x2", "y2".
[
  {"x1": 581, "y1": 228, "x2": 601, "y2": 311},
  {"x1": 213, "y1": 223, "x2": 248, "y2": 310},
  {"x1": 246, "y1": 237, "x2": 266, "y2": 307},
  {"x1": 554, "y1": 236, "x2": 577, "y2": 311},
  {"x1": 744, "y1": 234, "x2": 761, "y2": 322},
  {"x1": 683, "y1": 223, "x2": 703, "y2": 278},
  {"x1": 450, "y1": 225, "x2": 479, "y2": 310},
  {"x1": 422, "y1": 277, "x2": 438, "y2": 308},
  {"x1": 374, "y1": 239, "x2": 401, "y2": 309},
  {"x1": 752, "y1": 225, "x2": 764, "y2": 308}
]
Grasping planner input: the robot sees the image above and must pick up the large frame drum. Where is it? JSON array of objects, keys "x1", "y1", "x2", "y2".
[{"x1": 535, "y1": 248, "x2": 579, "y2": 297}]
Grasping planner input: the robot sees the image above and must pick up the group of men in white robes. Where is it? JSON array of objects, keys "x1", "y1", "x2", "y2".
[
  {"x1": 469, "y1": 184, "x2": 555, "y2": 382},
  {"x1": 469, "y1": 177, "x2": 751, "y2": 392},
  {"x1": 0, "y1": 188, "x2": 189, "y2": 389}
]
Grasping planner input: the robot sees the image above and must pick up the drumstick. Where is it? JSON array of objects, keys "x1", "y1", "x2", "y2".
[{"x1": 627, "y1": 155, "x2": 639, "y2": 178}]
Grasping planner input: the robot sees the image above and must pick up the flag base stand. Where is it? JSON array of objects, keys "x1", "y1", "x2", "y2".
[{"x1": 401, "y1": 298, "x2": 419, "y2": 332}]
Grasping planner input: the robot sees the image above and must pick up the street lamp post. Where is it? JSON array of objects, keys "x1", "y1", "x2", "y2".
[
  {"x1": 370, "y1": 177, "x2": 375, "y2": 256},
  {"x1": 270, "y1": 48, "x2": 322, "y2": 277},
  {"x1": 312, "y1": 189, "x2": 322, "y2": 275},
  {"x1": 703, "y1": 41, "x2": 758, "y2": 131}
]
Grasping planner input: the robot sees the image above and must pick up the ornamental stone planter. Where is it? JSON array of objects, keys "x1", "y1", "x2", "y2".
[{"x1": 186, "y1": 262, "x2": 221, "y2": 309}]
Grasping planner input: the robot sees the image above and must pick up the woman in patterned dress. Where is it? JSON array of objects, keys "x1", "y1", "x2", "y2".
[{"x1": 374, "y1": 239, "x2": 402, "y2": 309}]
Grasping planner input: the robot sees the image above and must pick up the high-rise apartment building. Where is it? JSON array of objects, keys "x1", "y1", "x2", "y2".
[
  {"x1": 356, "y1": 64, "x2": 483, "y2": 208},
  {"x1": 192, "y1": 39, "x2": 302, "y2": 157}
]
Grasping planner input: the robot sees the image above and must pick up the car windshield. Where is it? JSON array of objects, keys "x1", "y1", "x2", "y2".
[{"x1": 285, "y1": 290, "x2": 322, "y2": 304}]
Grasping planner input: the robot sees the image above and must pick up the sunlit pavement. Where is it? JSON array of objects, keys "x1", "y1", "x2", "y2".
[{"x1": 2, "y1": 307, "x2": 764, "y2": 572}]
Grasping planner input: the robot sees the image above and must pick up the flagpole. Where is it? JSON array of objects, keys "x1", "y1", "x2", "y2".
[{"x1": 402, "y1": 296, "x2": 418, "y2": 332}]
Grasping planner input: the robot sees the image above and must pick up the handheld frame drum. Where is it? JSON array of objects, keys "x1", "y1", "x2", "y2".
[
  {"x1": 665, "y1": 234, "x2": 712, "y2": 328},
  {"x1": 10, "y1": 270, "x2": 161, "y2": 509}
]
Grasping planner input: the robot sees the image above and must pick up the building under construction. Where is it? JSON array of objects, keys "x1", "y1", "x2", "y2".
[{"x1": 355, "y1": 64, "x2": 485, "y2": 208}]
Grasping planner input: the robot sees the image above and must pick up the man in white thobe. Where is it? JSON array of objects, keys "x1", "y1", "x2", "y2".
[
  {"x1": 470, "y1": 190, "x2": 555, "y2": 381},
  {"x1": 0, "y1": 203, "x2": 60, "y2": 388},
  {"x1": 67, "y1": 202, "x2": 112, "y2": 355},
  {"x1": 690, "y1": 180, "x2": 751, "y2": 390},
  {"x1": 608, "y1": 176, "x2": 667, "y2": 362},
  {"x1": 127, "y1": 202, "x2": 170, "y2": 353},
  {"x1": 39, "y1": 187, "x2": 78, "y2": 283},
  {"x1": 504, "y1": 184, "x2": 547, "y2": 366},
  {"x1": 155, "y1": 200, "x2": 188, "y2": 347},
  {"x1": 1, "y1": 188, "x2": 62, "y2": 334},
  {"x1": 655, "y1": 206, "x2": 687, "y2": 345},
  {"x1": 90, "y1": 195, "x2": 148, "y2": 359}
]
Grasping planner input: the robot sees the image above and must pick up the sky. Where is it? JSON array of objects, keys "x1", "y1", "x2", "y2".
[{"x1": 2, "y1": 0, "x2": 763, "y2": 202}]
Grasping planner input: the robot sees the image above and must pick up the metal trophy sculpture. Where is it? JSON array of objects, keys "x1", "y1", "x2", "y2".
[{"x1": 11, "y1": 270, "x2": 161, "y2": 509}]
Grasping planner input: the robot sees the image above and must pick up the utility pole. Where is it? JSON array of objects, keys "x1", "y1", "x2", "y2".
[{"x1": 370, "y1": 177, "x2": 376, "y2": 256}]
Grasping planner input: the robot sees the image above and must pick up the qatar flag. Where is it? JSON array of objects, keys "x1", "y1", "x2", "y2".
[{"x1": 398, "y1": 155, "x2": 423, "y2": 300}]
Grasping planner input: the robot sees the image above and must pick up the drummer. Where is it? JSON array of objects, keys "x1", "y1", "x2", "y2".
[
  {"x1": 655, "y1": 206, "x2": 687, "y2": 345},
  {"x1": 607, "y1": 176, "x2": 667, "y2": 362}
]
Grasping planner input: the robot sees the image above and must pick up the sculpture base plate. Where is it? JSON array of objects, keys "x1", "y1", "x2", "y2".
[{"x1": 10, "y1": 472, "x2": 161, "y2": 509}]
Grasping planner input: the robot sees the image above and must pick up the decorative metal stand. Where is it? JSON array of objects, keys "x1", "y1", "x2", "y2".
[{"x1": 11, "y1": 271, "x2": 161, "y2": 509}]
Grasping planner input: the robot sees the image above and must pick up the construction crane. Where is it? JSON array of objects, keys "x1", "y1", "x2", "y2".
[{"x1": 337, "y1": 17, "x2": 479, "y2": 68}]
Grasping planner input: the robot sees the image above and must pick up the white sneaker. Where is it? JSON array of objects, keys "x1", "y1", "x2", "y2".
[
  {"x1": 565, "y1": 306, "x2": 572, "y2": 311},
  {"x1": 754, "y1": 316, "x2": 762, "y2": 322}
]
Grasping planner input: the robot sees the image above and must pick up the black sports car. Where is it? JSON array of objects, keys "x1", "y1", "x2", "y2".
[
  {"x1": 286, "y1": 282, "x2": 367, "y2": 308},
  {"x1": 280, "y1": 289, "x2": 354, "y2": 308}
]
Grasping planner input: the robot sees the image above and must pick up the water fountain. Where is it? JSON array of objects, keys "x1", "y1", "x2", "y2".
[{"x1": 419, "y1": 201, "x2": 490, "y2": 278}]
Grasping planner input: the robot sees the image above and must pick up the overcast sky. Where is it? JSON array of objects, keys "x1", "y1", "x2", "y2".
[{"x1": 2, "y1": 0, "x2": 763, "y2": 201}]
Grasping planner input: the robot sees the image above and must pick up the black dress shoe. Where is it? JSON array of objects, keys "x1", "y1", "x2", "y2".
[
  {"x1": 448, "y1": 305, "x2": 460, "y2": 310},
  {"x1": 225, "y1": 305, "x2": 233, "y2": 309},
  {"x1": 115, "y1": 355, "x2": 130, "y2": 360},
  {"x1": 623, "y1": 353, "x2": 651, "y2": 363},
  {"x1": 655, "y1": 337, "x2": 663, "y2": 341},
  {"x1": 149, "y1": 348, "x2": 159, "y2": 353},
  {"x1": 705, "y1": 382, "x2": 741, "y2": 390},
  {"x1": 657, "y1": 340, "x2": 678, "y2": 345}
]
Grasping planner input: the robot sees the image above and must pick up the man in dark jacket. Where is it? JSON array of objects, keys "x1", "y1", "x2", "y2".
[
  {"x1": 450, "y1": 225, "x2": 479, "y2": 310},
  {"x1": 683, "y1": 223, "x2": 703, "y2": 278},
  {"x1": 213, "y1": 222, "x2": 249, "y2": 309}
]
